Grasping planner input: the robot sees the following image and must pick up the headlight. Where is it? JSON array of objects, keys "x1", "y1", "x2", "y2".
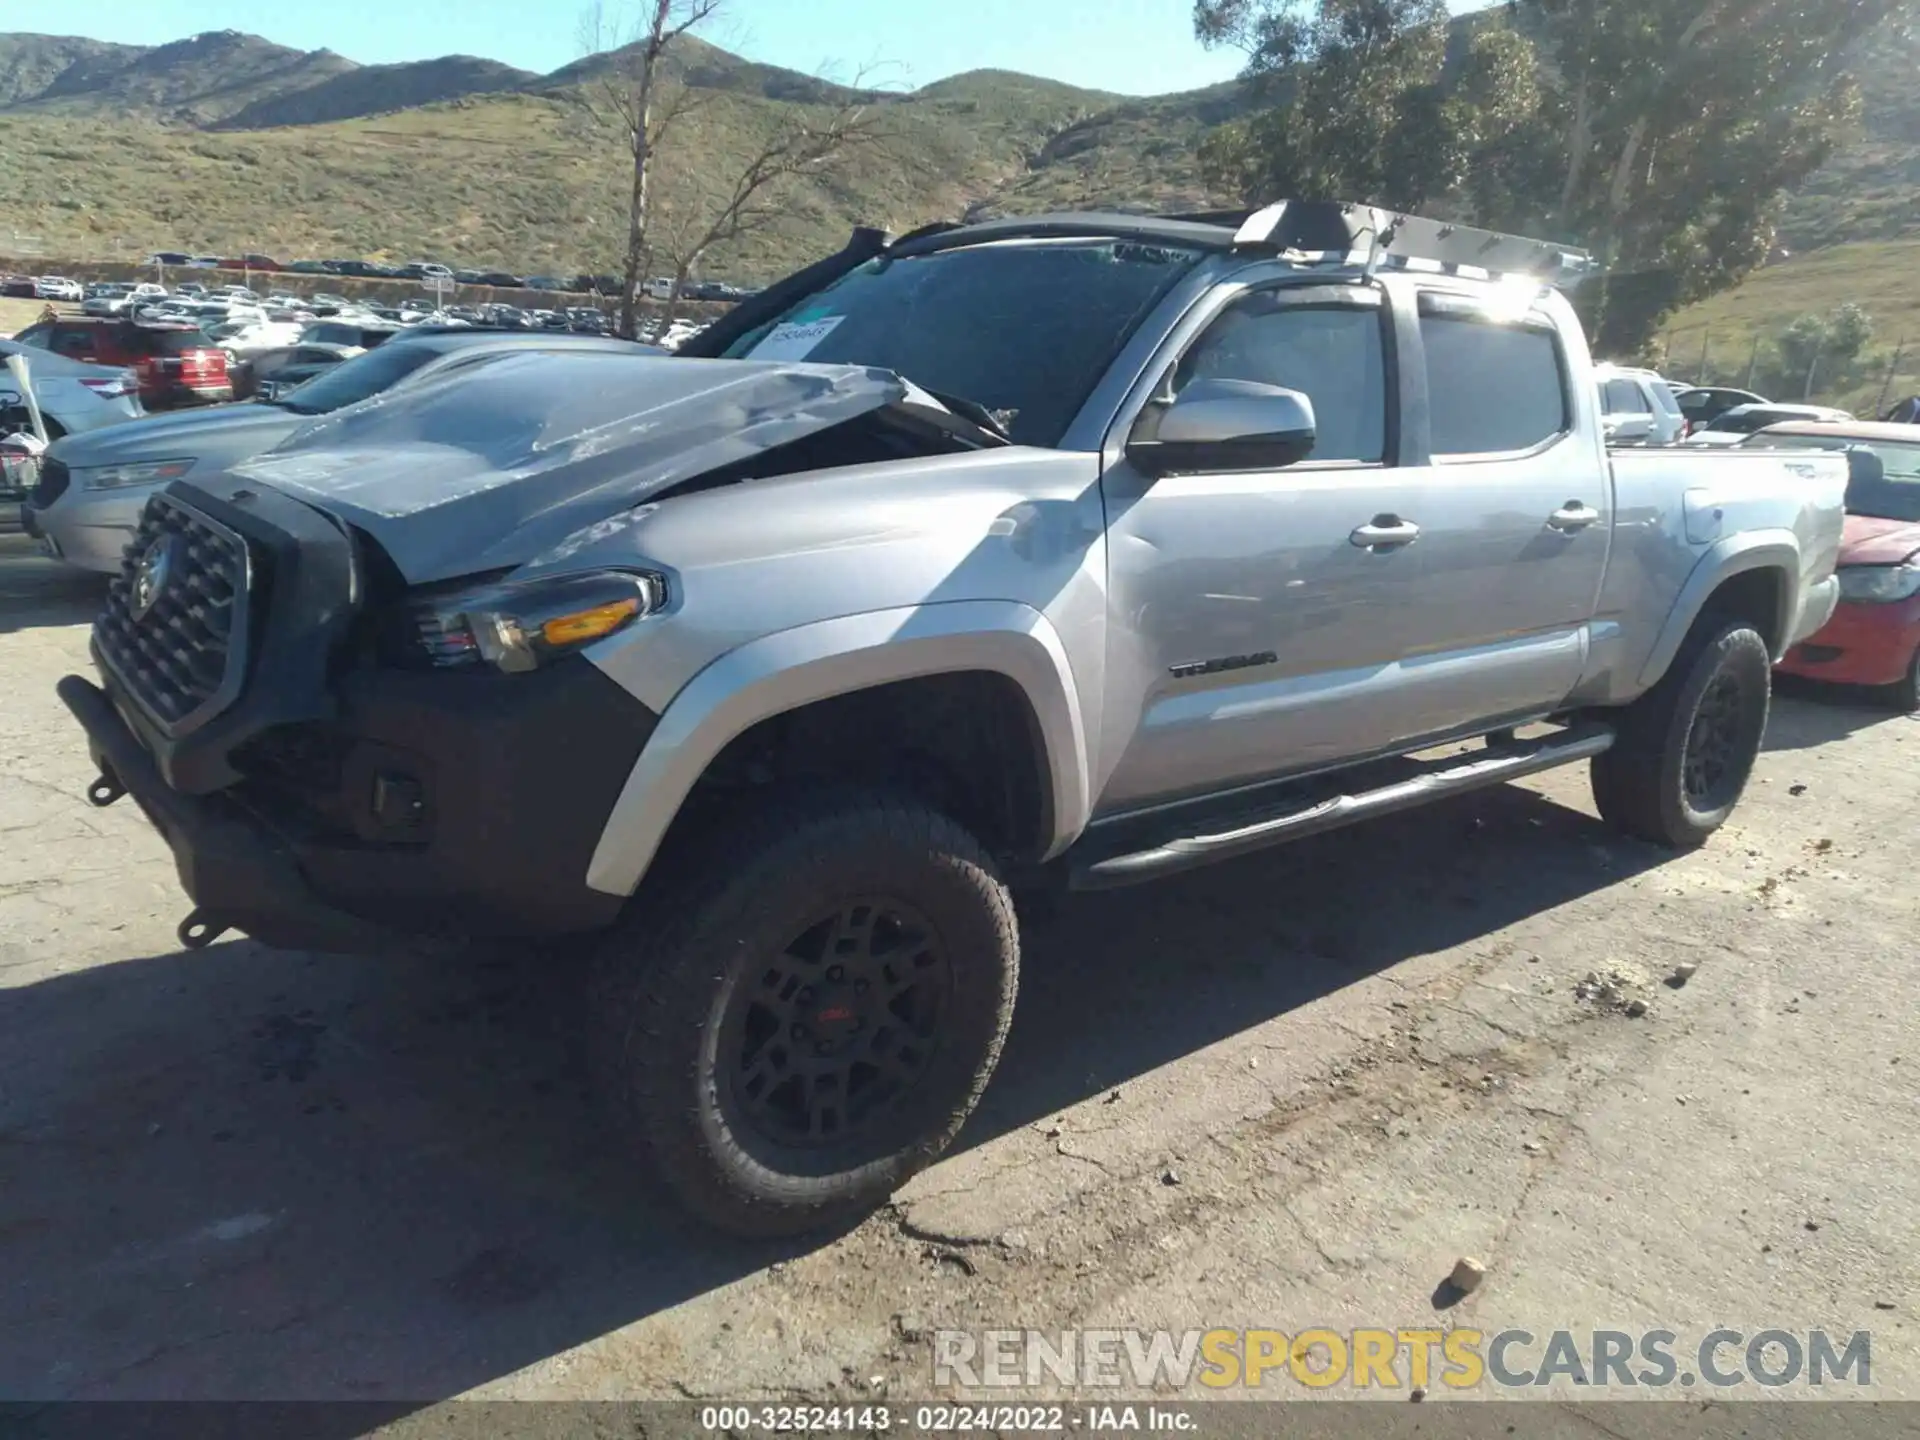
[
  {"x1": 1837, "y1": 561, "x2": 1920, "y2": 604},
  {"x1": 79, "y1": 458, "x2": 196, "y2": 491},
  {"x1": 403, "y1": 569, "x2": 667, "y2": 673}
]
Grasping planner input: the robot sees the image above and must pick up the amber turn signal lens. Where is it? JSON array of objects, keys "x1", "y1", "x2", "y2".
[{"x1": 540, "y1": 597, "x2": 642, "y2": 647}]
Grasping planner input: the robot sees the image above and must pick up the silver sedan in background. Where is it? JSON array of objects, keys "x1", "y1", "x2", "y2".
[
  {"x1": 0, "y1": 339, "x2": 146, "y2": 441},
  {"x1": 1, "y1": 340, "x2": 145, "y2": 528},
  {"x1": 24, "y1": 328, "x2": 654, "y2": 571}
]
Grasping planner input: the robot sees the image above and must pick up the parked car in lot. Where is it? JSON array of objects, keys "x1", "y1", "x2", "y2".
[
  {"x1": 476, "y1": 271, "x2": 524, "y2": 288},
  {"x1": 242, "y1": 342, "x2": 360, "y2": 399},
  {"x1": 1594, "y1": 363, "x2": 1686, "y2": 445},
  {"x1": 299, "y1": 319, "x2": 403, "y2": 352},
  {"x1": 81, "y1": 284, "x2": 135, "y2": 317},
  {"x1": 27, "y1": 328, "x2": 647, "y2": 572},
  {"x1": 1686, "y1": 401, "x2": 1852, "y2": 445},
  {"x1": 53, "y1": 202, "x2": 1849, "y2": 1239},
  {"x1": 1, "y1": 274, "x2": 37, "y2": 297},
  {"x1": 0, "y1": 338, "x2": 144, "y2": 439},
  {"x1": 1673, "y1": 385, "x2": 1767, "y2": 431},
  {"x1": 34, "y1": 277, "x2": 84, "y2": 302},
  {"x1": 6, "y1": 316, "x2": 232, "y2": 409},
  {"x1": 1741, "y1": 422, "x2": 1920, "y2": 709}
]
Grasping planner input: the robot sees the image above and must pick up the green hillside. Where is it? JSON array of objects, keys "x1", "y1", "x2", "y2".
[
  {"x1": 1655, "y1": 240, "x2": 1920, "y2": 416},
  {"x1": 0, "y1": 17, "x2": 1914, "y2": 296}
]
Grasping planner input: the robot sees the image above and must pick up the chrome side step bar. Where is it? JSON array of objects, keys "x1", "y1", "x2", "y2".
[{"x1": 1069, "y1": 722, "x2": 1616, "y2": 891}]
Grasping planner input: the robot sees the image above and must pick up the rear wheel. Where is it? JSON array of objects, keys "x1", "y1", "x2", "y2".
[
  {"x1": 591, "y1": 790, "x2": 1019, "y2": 1237},
  {"x1": 1592, "y1": 620, "x2": 1772, "y2": 847}
]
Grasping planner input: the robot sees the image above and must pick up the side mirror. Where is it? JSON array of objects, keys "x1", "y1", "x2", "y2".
[{"x1": 1127, "y1": 378, "x2": 1318, "y2": 477}]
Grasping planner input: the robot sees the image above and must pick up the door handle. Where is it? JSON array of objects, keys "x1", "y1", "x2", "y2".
[
  {"x1": 1350, "y1": 516, "x2": 1420, "y2": 549},
  {"x1": 1547, "y1": 502, "x2": 1599, "y2": 532}
]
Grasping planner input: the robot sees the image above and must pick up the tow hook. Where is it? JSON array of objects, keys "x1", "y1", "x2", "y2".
[
  {"x1": 177, "y1": 910, "x2": 232, "y2": 950},
  {"x1": 85, "y1": 771, "x2": 126, "y2": 808}
]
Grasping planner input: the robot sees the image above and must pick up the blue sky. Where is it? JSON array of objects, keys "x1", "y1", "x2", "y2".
[{"x1": 10, "y1": 0, "x2": 1309, "y2": 98}]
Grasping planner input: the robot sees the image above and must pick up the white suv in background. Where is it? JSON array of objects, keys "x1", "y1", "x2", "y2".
[{"x1": 1594, "y1": 363, "x2": 1688, "y2": 445}]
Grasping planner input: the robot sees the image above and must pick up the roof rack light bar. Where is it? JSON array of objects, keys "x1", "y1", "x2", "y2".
[{"x1": 1232, "y1": 200, "x2": 1593, "y2": 284}]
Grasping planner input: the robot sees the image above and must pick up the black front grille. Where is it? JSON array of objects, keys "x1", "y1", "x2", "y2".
[
  {"x1": 28, "y1": 456, "x2": 66, "y2": 508},
  {"x1": 96, "y1": 496, "x2": 250, "y2": 734}
]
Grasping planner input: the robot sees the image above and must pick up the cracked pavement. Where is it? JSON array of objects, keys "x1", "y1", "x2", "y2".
[{"x1": 2, "y1": 536, "x2": 1916, "y2": 1409}]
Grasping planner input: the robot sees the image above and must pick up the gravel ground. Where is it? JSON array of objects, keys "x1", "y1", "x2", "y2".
[{"x1": 2, "y1": 534, "x2": 1915, "y2": 1413}]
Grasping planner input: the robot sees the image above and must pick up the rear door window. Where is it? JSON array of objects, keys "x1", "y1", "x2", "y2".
[
  {"x1": 1602, "y1": 379, "x2": 1644, "y2": 415},
  {"x1": 140, "y1": 329, "x2": 215, "y2": 356},
  {"x1": 1418, "y1": 300, "x2": 1570, "y2": 456},
  {"x1": 49, "y1": 324, "x2": 96, "y2": 359}
]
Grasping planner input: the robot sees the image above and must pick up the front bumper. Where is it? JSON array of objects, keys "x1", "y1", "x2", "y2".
[
  {"x1": 60, "y1": 657, "x2": 658, "y2": 952},
  {"x1": 25, "y1": 512, "x2": 137, "y2": 571},
  {"x1": 1778, "y1": 594, "x2": 1920, "y2": 688},
  {"x1": 26, "y1": 483, "x2": 150, "y2": 573}
]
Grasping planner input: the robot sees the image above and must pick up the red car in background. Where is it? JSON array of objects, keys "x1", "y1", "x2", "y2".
[
  {"x1": 1749, "y1": 421, "x2": 1920, "y2": 710},
  {"x1": 5, "y1": 316, "x2": 233, "y2": 408}
]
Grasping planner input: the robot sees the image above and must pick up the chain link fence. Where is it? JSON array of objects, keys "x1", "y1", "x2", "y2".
[{"x1": 1653, "y1": 323, "x2": 1920, "y2": 419}]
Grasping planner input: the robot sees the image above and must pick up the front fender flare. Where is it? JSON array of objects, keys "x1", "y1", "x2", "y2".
[
  {"x1": 1636, "y1": 530, "x2": 1801, "y2": 690},
  {"x1": 584, "y1": 600, "x2": 1092, "y2": 897}
]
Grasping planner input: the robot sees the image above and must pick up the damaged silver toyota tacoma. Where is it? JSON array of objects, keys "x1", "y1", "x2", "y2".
[{"x1": 59, "y1": 202, "x2": 1847, "y2": 1236}]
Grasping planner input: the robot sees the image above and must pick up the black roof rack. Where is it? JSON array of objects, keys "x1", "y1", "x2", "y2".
[{"x1": 887, "y1": 201, "x2": 1592, "y2": 284}]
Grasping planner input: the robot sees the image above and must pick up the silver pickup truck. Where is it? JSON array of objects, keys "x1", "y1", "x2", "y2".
[{"x1": 58, "y1": 201, "x2": 1846, "y2": 1237}]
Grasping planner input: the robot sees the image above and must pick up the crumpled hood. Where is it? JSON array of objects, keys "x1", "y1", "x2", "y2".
[
  {"x1": 1839, "y1": 513, "x2": 1920, "y2": 567},
  {"x1": 49, "y1": 401, "x2": 305, "y2": 468},
  {"x1": 230, "y1": 352, "x2": 911, "y2": 583}
]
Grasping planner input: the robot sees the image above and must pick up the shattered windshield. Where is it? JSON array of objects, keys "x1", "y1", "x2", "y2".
[{"x1": 726, "y1": 239, "x2": 1204, "y2": 447}]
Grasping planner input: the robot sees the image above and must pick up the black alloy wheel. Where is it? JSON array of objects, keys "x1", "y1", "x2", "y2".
[{"x1": 720, "y1": 898, "x2": 954, "y2": 1149}]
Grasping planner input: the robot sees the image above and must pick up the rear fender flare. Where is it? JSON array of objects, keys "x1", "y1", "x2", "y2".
[
  {"x1": 1637, "y1": 531, "x2": 1800, "y2": 689},
  {"x1": 584, "y1": 600, "x2": 1092, "y2": 896}
]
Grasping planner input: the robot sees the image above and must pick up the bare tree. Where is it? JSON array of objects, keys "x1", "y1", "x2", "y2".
[
  {"x1": 582, "y1": 0, "x2": 719, "y2": 337},
  {"x1": 649, "y1": 82, "x2": 889, "y2": 319},
  {"x1": 580, "y1": 1, "x2": 891, "y2": 338}
]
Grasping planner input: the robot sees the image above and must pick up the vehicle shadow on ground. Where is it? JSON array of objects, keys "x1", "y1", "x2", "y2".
[
  {"x1": 0, "y1": 783, "x2": 1659, "y2": 1407},
  {"x1": 1765, "y1": 683, "x2": 1914, "y2": 752},
  {"x1": 0, "y1": 538, "x2": 108, "y2": 634}
]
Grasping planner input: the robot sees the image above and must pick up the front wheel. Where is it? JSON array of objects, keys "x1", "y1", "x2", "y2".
[
  {"x1": 1591, "y1": 620, "x2": 1772, "y2": 847},
  {"x1": 591, "y1": 791, "x2": 1019, "y2": 1238}
]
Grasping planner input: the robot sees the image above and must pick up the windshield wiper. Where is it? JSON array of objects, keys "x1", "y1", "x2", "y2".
[{"x1": 920, "y1": 387, "x2": 1013, "y2": 445}]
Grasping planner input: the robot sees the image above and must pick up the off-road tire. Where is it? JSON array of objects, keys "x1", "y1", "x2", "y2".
[
  {"x1": 1591, "y1": 620, "x2": 1772, "y2": 847},
  {"x1": 590, "y1": 790, "x2": 1019, "y2": 1238}
]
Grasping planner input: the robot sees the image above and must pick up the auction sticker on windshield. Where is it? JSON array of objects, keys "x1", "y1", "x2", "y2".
[{"x1": 748, "y1": 315, "x2": 844, "y2": 360}]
